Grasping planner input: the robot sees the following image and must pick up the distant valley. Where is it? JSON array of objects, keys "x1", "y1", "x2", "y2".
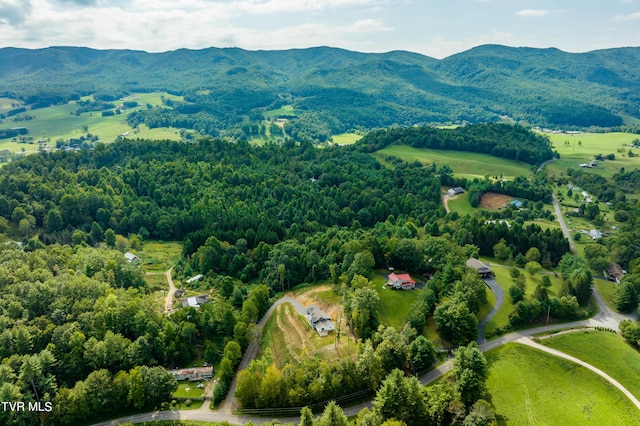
[{"x1": 1, "y1": 44, "x2": 639, "y2": 145}]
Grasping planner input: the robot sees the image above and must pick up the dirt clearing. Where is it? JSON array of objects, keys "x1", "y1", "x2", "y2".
[{"x1": 479, "y1": 192, "x2": 515, "y2": 210}]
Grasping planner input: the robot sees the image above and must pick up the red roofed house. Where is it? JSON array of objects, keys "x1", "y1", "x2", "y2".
[{"x1": 387, "y1": 273, "x2": 415, "y2": 290}]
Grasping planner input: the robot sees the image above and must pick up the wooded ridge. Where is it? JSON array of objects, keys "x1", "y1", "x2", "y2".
[{"x1": 1, "y1": 44, "x2": 639, "y2": 129}]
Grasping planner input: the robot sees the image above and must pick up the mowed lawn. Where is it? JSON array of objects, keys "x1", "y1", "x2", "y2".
[
  {"x1": 373, "y1": 274, "x2": 419, "y2": 330},
  {"x1": 447, "y1": 192, "x2": 477, "y2": 216},
  {"x1": 332, "y1": 133, "x2": 362, "y2": 145},
  {"x1": 541, "y1": 330, "x2": 640, "y2": 401},
  {"x1": 486, "y1": 343, "x2": 640, "y2": 425},
  {"x1": 545, "y1": 132, "x2": 640, "y2": 178},
  {"x1": 372, "y1": 145, "x2": 534, "y2": 179}
]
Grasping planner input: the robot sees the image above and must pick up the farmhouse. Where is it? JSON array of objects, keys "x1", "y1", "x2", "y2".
[
  {"x1": 608, "y1": 263, "x2": 625, "y2": 283},
  {"x1": 510, "y1": 199, "x2": 523, "y2": 209},
  {"x1": 387, "y1": 273, "x2": 416, "y2": 290},
  {"x1": 466, "y1": 258, "x2": 494, "y2": 278},
  {"x1": 589, "y1": 229, "x2": 603, "y2": 240},
  {"x1": 168, "y1": 366, "x2": 213, "y2": 382},
  {"x1": 124, "y1": 252, "x2": 140, "y2": 263},
  {"x1": 181, "y1": 294, "x2": 209, "y2": 309},
  {"x1": 447, "y1": 187, "x2": 465, "y2": 196},
  {"x1": 307, "y1": 306, "x2": 335, "y2": 337}
]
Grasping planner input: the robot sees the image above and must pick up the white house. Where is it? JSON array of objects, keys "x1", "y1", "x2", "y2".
[
  {"x1": 124, "y1": 252, "x2": 140, "y2": 263},
  {"x1": 307, "y1": 306, "x2": 335, "y2": 337}
]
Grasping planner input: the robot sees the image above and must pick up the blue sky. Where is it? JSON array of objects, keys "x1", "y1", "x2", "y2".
[{"x1": 0, "y1": 0, "x2": 638, "y2": 58}]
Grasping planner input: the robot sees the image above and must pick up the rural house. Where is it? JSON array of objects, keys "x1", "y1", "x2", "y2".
[
  {"x1": 608, "y1": 263, "x2": 625, "y2": 283},
  {"x1": 447, "y1": 187, "x2": 464, "y2": 196},
  {"x1": 181, "y1": 294, "x2": 209, "y2": 309},
  {"x1": 466, "y1": 258, "x2": 494, "y2": 278},
  {"x1": 124, "y1": 252, "x2": 140, "y2": 263},
  {"x1": 307, "y1": 306, "x2": 335, "y2": 337},
  {"x1": 387, "y1": 273, "x2": 416, "y2": 290},
  {"x1": 168, "y1": 366, "x2": 213, "y2": 382}
]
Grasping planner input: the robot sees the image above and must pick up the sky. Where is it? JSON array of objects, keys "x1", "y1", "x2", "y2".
[{"x1": 0, "y1": 0, "x2": 638, "y2": 59}]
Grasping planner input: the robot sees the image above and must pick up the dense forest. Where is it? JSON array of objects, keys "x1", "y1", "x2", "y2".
[{"x1": 1, "y1": 45, "x2": 640, "y2": 132}]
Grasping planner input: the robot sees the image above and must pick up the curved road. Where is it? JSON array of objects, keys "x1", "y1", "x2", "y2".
[
  {"x1": 477, "y1": 278, "x2": 504, "y2": 344},
  {"x1": 95, "y1": 278, "x2": 638, "y2": 425}
]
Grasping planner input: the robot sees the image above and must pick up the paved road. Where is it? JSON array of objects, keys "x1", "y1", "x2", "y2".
[
  {"x1": 477, "y1": 278, "x2": 504, "y2": 344},
  {"x1": 536, "y1": 157, "x2": 557, "y2": 173},
  {"x1": 552, "y1": 193, "x2": 576, "y2": 252}
]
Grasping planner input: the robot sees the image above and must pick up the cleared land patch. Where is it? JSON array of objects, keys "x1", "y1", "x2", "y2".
[
  {"x1": 479, "y1": 192, "x2": 515, "y2": 210},
  {"x1": 541, "y1": 330, "x2": 640, "y2": 401},
  {"x1": 486, "y1": 343, "x2": 640, "y2": 425},
  {"x1": 260, "y1": 286, "x2": 355, "y2": 368}
]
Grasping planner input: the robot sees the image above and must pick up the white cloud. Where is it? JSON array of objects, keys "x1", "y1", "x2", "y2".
[
  {"x1": 614, "y1": 11, "x2": 640, "y2": 20},
  {"x1": 0, "y1": 0, "x2": 32, "y2": 25},
  {"x1": 516, "y1": 9, "x2": 551, "y2": 17}
]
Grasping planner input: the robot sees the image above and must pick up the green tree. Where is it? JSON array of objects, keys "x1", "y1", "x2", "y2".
[
  {"x1": 104, "y1": 228, "x2": 116, "y2": 248},
  {"x1": 372, "y1": 369, "x2": 427, "y2": 425},
  {"x1": 452, "y1": 342, "x2": 488, "y2": 406},
  {"x1": 525, "y1": 261, "x2": 542, "y2": 276},
  {"x1": 317, "y1": 401, "x2": 349, "y2": 426},
  {"x1": 434, "y1": 297, "x2": 478, "y2": 346},
  {"x1": 90, "y1": 221, "x2": 104, "y2": 245},
  {"x1": 524, "y1": 247, "x2": 541, "y2": 263},
  {"x1": 493, "y1": 239, "x2": 511, "y2": 260}
]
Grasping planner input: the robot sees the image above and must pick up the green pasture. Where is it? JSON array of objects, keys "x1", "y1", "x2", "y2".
[
  {"x1": 542, "y1": 330, "x2": 640, "y2": 401},
  {"x1": 545, "y1": 132, "x2": 640, "y2": 178},
  {"x1": 0, "y1": 97, "x2": 22, "y2": 111},
  {"x1": 132, "y1": 240, "x2": 183, "y2": 272},
  {"x1": 486, "y1": 343, "x2": 640, "y2": 425},
  {"x1": 332, "y1": 133, "x2": 362, "y2": 145},
  {"x1": 263, "y1": 105, "x2": 296, "y2": 118},
  {"x1": 0, "y1": 92, "x2": 184, "y2": 148},
  {"x1": 372, "y1": 145, "x2": 534, "y2": 178}
]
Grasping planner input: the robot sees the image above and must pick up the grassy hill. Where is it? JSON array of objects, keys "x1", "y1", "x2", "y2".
[{"x1": 2, "y1": 44, "x2": 640, "y2": 133}]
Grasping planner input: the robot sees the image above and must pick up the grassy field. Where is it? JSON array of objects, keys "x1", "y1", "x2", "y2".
[
  {"x1": 541, "y1": 330, "x2": 640, "y2": 401},
  {"x1": 332, "y1": 133, "x2": 362, "y2": 145},
  {"x1": 544, "y1": 132, "x2": 640, "y2": 178},
  {"x1": 132, "y1": 240, "x2": 183, "y2": 272},
  {"x1": 0, "y1": 92, "x2": 185, "y2": 151},
  {"x1": 263, "y1": 105, "x2": 296, "y2": 118},
  {"x1": 372, "y1": 145, "x2": 534, "y2": 179},
  {"x1": 486, "y1": 343, "x2": 640, "y2": 425},
  {"x1": 447, "y1": 192, "x2": 478, "y2": 216},
  {"x1": 594, "y1": 279, "x2": 619, "y2": 312}
]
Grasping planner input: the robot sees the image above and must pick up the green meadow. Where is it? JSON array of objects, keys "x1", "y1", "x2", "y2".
[
  {"x1": 263, "y1": 105, "x2": 296, "y2": 118},
  {"x1": 447, "y1": 192, "x2": 478, "y2": 216},
  {"x1": 332, "y1": 133, "x2": 362, "y2": 145},
  {"x1": 0, "y1": 92, "x2": 185, "y2": 151},
  {"x1": 486, "y1": 343, "x2": 640, "y2": 425},
  {"x1": 544, "y1": 131, "x2": 640, "y2": 178},
  {"x1": 542, "y1": 330, "x2": 640, "y2": 400},
  {"x1": 373, "y1": 274, "x2": 419, "y2": 330},
  {"x1": 372, "y1": 145, "x2": 534, "y2": 179}
]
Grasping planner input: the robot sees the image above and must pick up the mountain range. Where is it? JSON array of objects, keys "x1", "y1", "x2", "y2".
[{"x1": 1, "y1": 44, "x2": 639, "y2": 129}]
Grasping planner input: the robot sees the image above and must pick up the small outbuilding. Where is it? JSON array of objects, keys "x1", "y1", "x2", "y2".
[
  {"x1": 124, "y1": 252, "x2": 141, "y2": 263},
  {"x1": 466, "y1": 258, "x2": 494, "y2": 278}
]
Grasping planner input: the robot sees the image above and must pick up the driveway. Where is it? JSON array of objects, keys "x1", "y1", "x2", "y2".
[{"x1": 477, "y1": 277, "x2": 504, "y2": 344}]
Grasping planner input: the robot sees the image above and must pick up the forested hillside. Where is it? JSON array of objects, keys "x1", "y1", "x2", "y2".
[{"x1": 1, "y1": 44, "x2": 639, "y2": 133}]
